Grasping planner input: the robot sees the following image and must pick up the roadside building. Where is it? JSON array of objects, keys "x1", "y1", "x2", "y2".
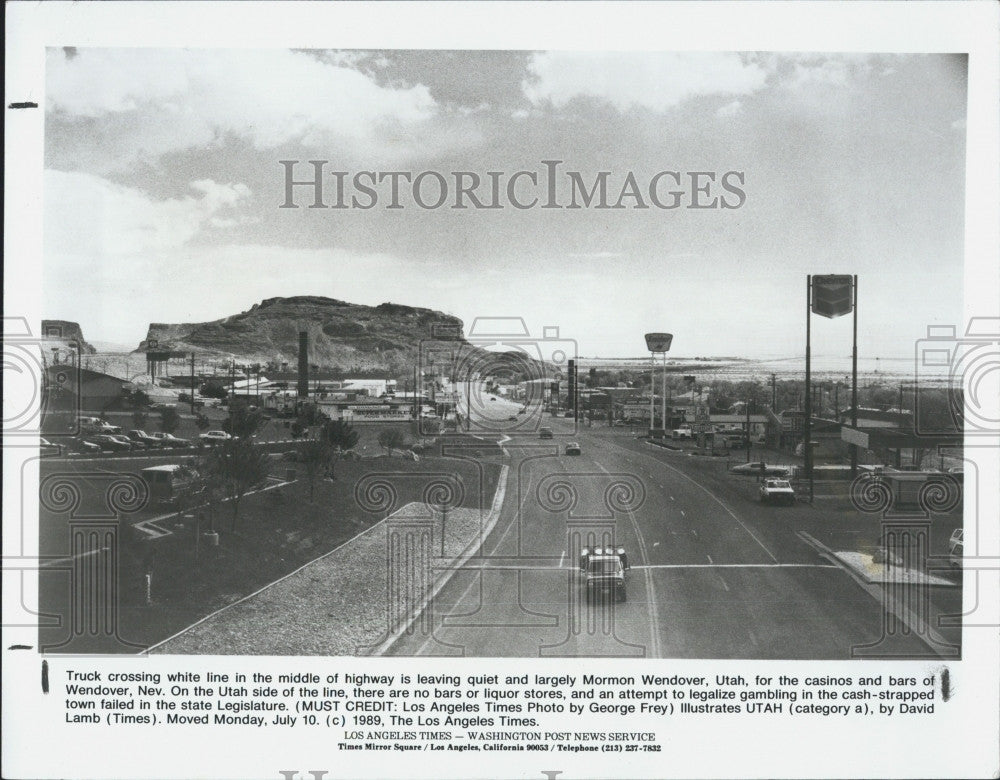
[{"x1": 45, "y1": 365, "x2": 130, "y2": 412}]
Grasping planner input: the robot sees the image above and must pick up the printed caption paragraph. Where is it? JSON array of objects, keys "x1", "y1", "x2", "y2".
[{"x1": 61, "y1": 668, "x2": 948, "y2": 752}]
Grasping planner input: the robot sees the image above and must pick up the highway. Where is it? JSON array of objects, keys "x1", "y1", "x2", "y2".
[{"x1": 389, "y1": 414, "x2": 940, "y2": 658}]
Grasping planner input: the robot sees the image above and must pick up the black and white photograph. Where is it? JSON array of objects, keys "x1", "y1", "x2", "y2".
[{"x1": 4, "y1": 2, "x2": 999, "y2": 779}]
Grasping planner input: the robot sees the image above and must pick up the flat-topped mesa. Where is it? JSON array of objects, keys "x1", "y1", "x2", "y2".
[
  {"x1": 41, "y1": 319, "x2": 96, "y2": 354},
  {"x1": 134, "y1": 296, "x2": 468, "y2": 372}
]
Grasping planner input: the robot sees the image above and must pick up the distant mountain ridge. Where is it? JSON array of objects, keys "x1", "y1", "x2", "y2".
[{"x1": 135, "y1": 296, "x2": 470, "y2": 373}]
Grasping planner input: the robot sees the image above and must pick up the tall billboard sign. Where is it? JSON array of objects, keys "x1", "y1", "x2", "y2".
[
  {"x1": 811, "y1": 275, "x2": 854, "y2": 319},
  {"x1": 644, "y1": 333, "x2": 673, "y2": 353}
]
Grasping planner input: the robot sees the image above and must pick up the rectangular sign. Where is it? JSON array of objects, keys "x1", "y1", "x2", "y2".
[{"x1": 840, "y1": 425, "x2": 870, "y2": 448}]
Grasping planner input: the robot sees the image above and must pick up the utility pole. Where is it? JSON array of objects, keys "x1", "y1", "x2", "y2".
[
  {"x1": 190, "y1": 353, "x2": 196, "y2": 415},
  {"x1": 771, "y1": 373, "x2": 777, "y2": 412},
  {"x1": 745, "y1": 396, "x2": 752, "y2": 463}
]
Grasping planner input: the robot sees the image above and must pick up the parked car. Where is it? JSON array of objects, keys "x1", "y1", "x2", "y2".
[
  {"x1": 731, "y1": 461, "x2": 796, "y2": 478},
  {"x1": 97, "y1": 421, "x2": 123, "y2": 435},
  {"x1": 39, "y1": 437, "x2": 59, "y2": 456},
  {"x1": 539, "y1": 427, "x2": 554, "y2": 439},
  {"x1": 759, "y1": 478, "x2": 796, "y2": 505},
  {"x1": 565, "y1": 442, "x2": 582, "y2": 456},
  {"x1": 69, "y1": 437, "x2": 101, "y2": 454},
  {"x1": 949, "y1": 528, "x2": 963, "y2": 568},
  {"x1": 111, "y1": 434, "x2": 145, "y2": 450},
  {"x1": 90, "y1": 435, "x2": 132, "y2": 452},
  {"x1": 149, "y1": 432, "x2": 191, "y2": 448},
  {"x1": 128, "y1": 429, "x2": 162, "y2": 448},
  {"x1": 200, "y1": 430, "x2": 233, "y2": 444}
]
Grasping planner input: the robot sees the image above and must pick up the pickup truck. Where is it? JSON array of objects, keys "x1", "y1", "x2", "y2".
[{"x1": 579, "y1": 546, "x2": 629, "y2": 604}]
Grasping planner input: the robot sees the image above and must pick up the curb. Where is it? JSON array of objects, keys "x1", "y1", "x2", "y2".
[
  {"x1": 369, "y1": 462, "x2": 510, "y2": 656},
  {"x1": 796, "y1": 531, "x2": 959, "y2": 658}
]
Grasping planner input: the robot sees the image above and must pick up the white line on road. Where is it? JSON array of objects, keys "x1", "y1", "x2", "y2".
[
  {"x1": 559, "y1": 550, "x2": 566, "y2": 568},
  {"x1": 596, "y1": 461, "x2": 661, "y2": 658},
  {"x1": 680, "y1": 510, "x2": 685, "y2": 517},
  {"x1": 706, "y1": 554, "x2": 714, "y2": 564},
  {"x1": 634, "y1": 563, "x2": 838, "y2": 569}
]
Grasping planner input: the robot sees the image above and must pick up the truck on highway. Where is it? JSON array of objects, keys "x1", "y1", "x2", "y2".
[{"x1": 579, "y1": 546, "x2": 630, "y2": 604}]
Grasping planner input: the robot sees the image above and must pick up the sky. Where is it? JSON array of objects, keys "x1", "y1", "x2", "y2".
[{"x1": 43, "y1": 49, "x2": 968, "y2": 358}]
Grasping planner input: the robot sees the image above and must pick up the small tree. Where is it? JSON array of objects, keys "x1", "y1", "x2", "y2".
[
  {"x1": 321, "y1": 419, "x2": 359, "y2": 480},
  {"x1": 378, "y1": 427, "x2": 406, "y2": 456},
  {"x1": 297, "y1": 439, "x2": 330, "y2": 502},
  {"x1": 222, "y1": 407, "x2": 264, "y2": 439},
  {"x1": 132, "y1": 410, "x2": 147, "y2": 429},
  {"x1": 202, "y1": 439, "x2": 271, "y2": 531},
  {"x1": 130, "y1": 389, "x2": 151, "y2": 408},
  {"x1": 195, "y1": 412, "x2": 211, "y2": 431},
  {"x1": 159, "y1": 406, "x2": 180, "y2": 434}
]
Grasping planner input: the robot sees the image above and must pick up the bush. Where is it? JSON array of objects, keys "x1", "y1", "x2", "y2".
[
  {"x1": 377, "y1": 427, "x2": 407, "y2": 456},
  {"x1": 199, "y1": 381, "x2": 228, "y2": 400}
]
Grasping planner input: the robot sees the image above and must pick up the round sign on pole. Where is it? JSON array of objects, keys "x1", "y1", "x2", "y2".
[{"x1": 644, "y1": 332, "x2": 673, "y2": 353}]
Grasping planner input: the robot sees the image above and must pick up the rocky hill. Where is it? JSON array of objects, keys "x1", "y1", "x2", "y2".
[
  {"x1": 136, "y1": 296, "x2": 474, "y2": 374},
  {"x1": 41, "y1": 320, "x2": 96, "y2": 354}
]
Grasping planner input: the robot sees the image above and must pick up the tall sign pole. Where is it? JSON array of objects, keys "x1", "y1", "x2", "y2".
[
  {"x1": 644, "y1": 333, "x2": 673, "y2": 436},
  {"x1": 851, "y1": 274, "x2": 859, "y2": 476},
  {"x1": 805, "y1": 276, "x2": 813, "y2": 502},
  {"x1": 808, "y1": 274, "x2": 857, "y2": 501},
  {"x1": 661, "y1": 352, "x2": 667, "y2": 432},
  {"x1": 649, "y1": 353, "x2": 655, "y2": 431}
]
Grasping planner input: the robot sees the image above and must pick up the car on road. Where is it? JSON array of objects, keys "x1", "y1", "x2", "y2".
[
  {"x1": 128, "y1": 430, "x2": 163, "y2": 448},
  {"x1": 949, "y1": 528, "x2": 963, "y2": 568},
  {"x1": 579, "y1": 546, "x2": 629, "y2": 604},
  {"x1": 565, "y1": 442, "x2": 581, "y2": 455},
  {"x1": 539, "y1": 427, "x2": 554, "y2": 439},
  {"x1": 200, "y1": 430, "x2": 233, "y2": 444},
  {"x1": 672, "y1": 427, "x2": 693, "y2": 440},
  {"x1": 97, "y1": 422, "x2": 123, "y2": 435},
  {"x1": 90, "y1": 434, "x2": 132, "y2": 452},
  {"x1": 149, "y1": 432, "x2": 191, "y2": 448},
  {"x1": 759, "y1": 478, "x2": 796, "y2": 505},
  {"x1": 507, "y1": 415, "x2": 518, "y2": 421}
]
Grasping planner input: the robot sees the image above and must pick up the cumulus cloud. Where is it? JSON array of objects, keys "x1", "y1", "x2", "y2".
[
  {"x1": 46, "y1": 48, "x2": 437, "y2": 155},
  {"x1": 716, "y1": 99, "x2": 743, "y2": 118},
  {"x1": 523, "y1": 52, "x2": 768, "y2": 112},
  {"x1": 44, "y1": 169, "x2": 251, "y2": 256}
]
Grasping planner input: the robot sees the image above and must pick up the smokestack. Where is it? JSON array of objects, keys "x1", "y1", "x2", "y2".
[{"x1": 297, "y1": 331, "x2": 309, "y2": 398}]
